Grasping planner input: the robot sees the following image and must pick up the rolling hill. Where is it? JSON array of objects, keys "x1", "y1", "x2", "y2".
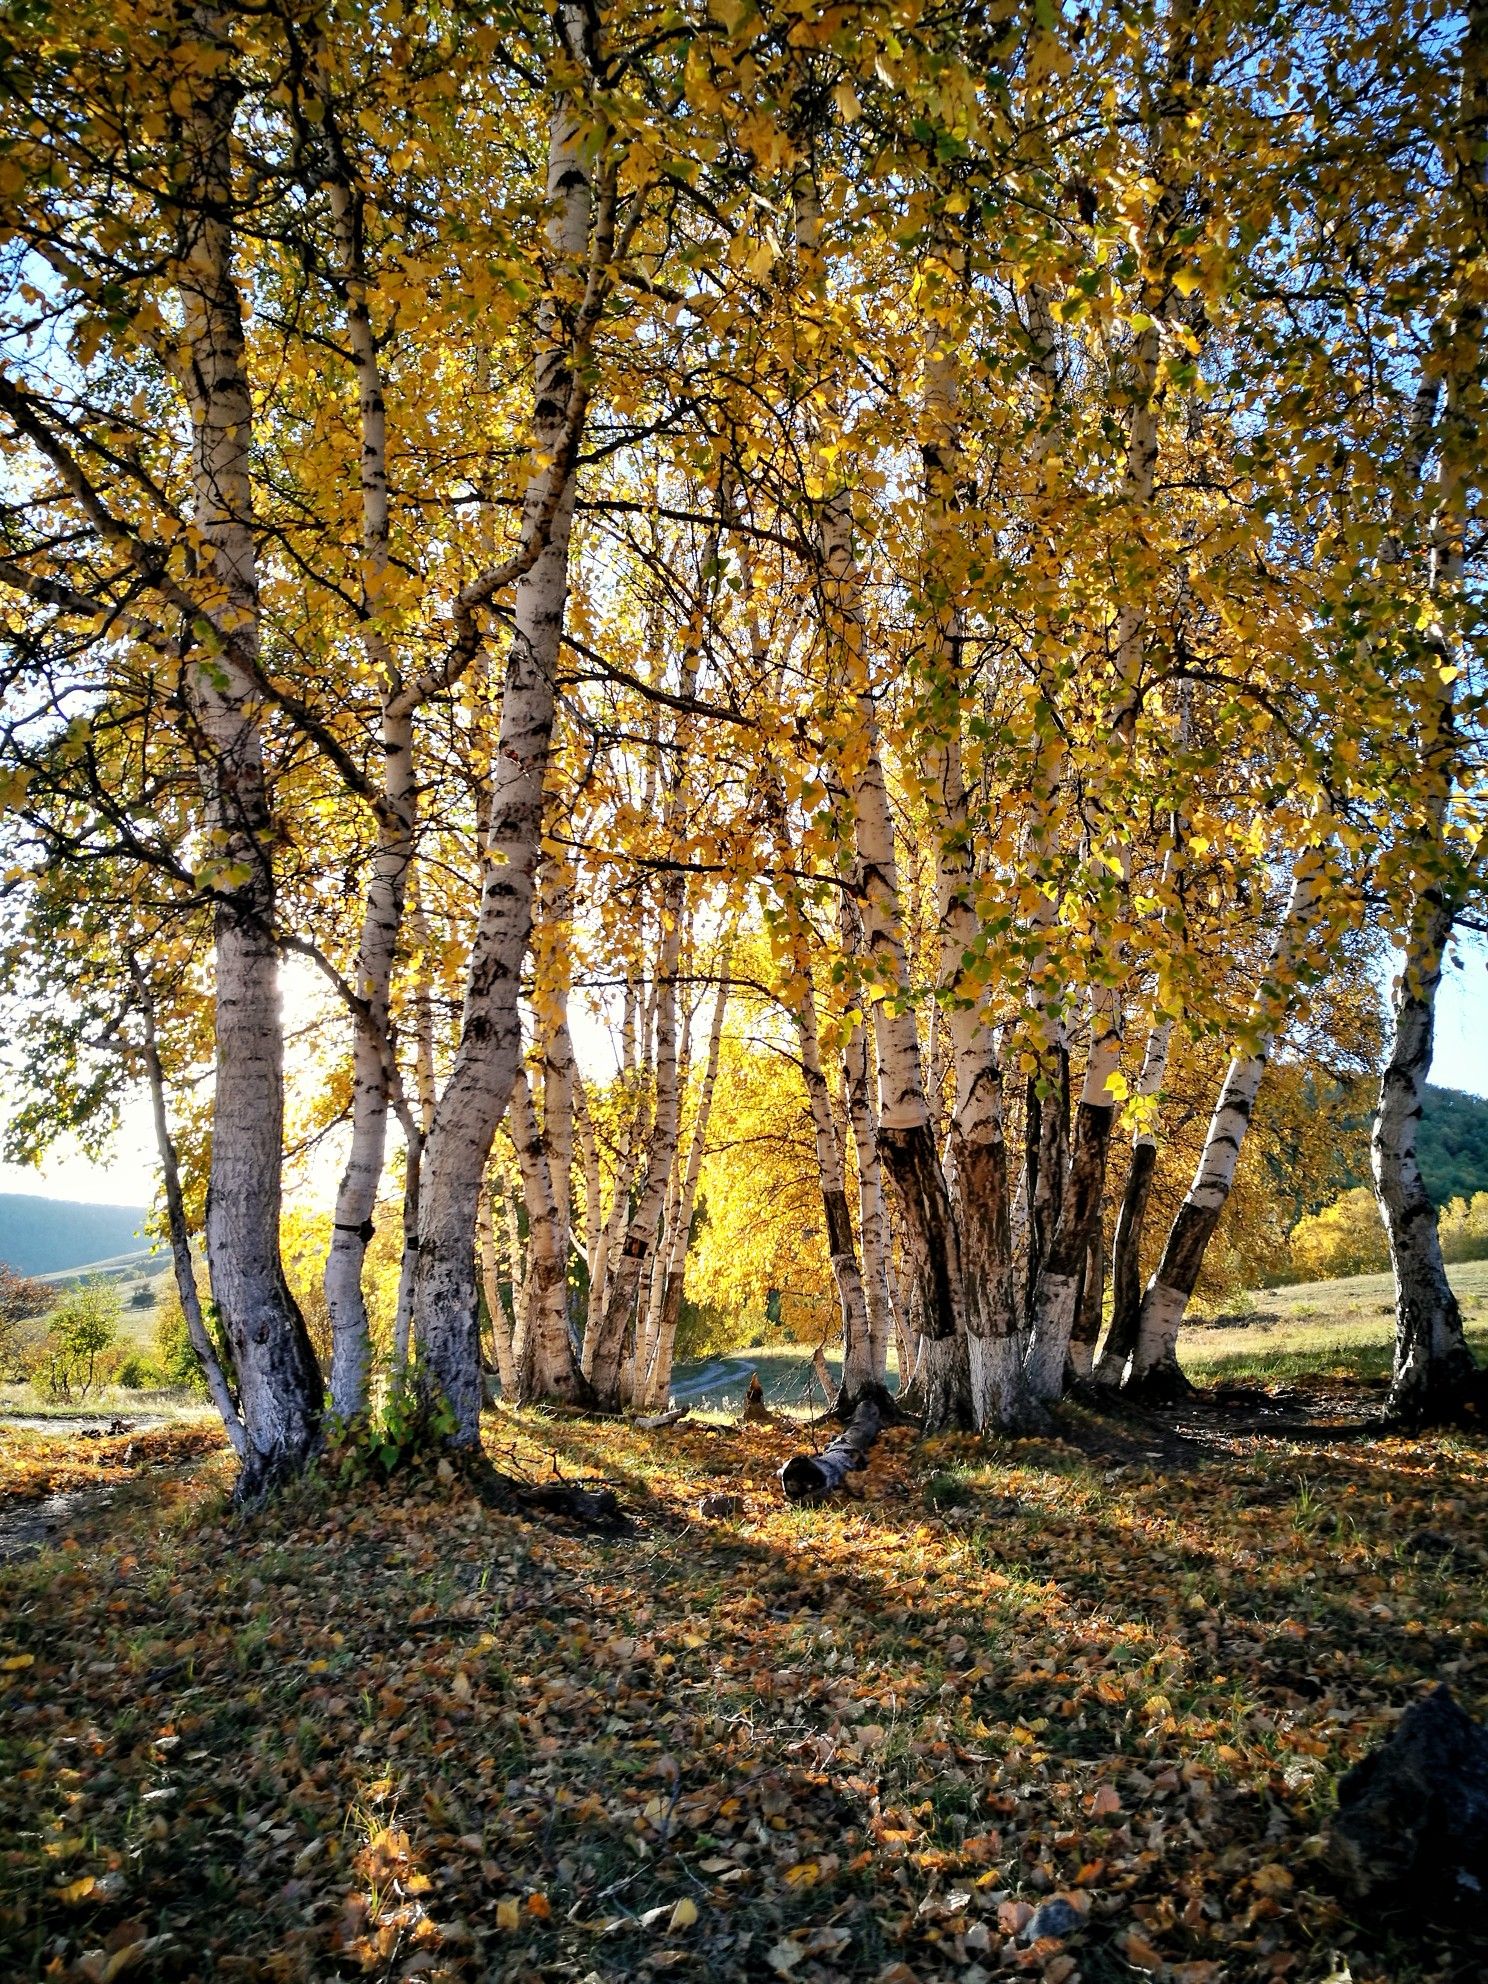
[
  {"x1": 0, "y1": 1195, "x2": 150, "y2": 1276},
  {"x1": 1418, "y1": 1084, "x2": 1488, "y2": 1205}
]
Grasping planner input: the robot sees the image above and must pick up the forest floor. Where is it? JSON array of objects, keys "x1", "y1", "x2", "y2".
[{"x1": 2, "y1": 1385, "x2": 1486, "y2": 1984}]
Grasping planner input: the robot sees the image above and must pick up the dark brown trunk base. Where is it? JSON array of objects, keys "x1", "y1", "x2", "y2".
[
  {"x1": 1384, "y1": 1350, "x2": 1487, "y2": 1430},
  {"x1": 1121, "y1": 1355, "x2": 1194, "y2": 1404}
]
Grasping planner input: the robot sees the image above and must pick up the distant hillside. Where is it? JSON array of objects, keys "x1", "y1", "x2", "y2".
[
  {"x1": 1419, "y1": 1085, "x2": 1488, "y2": 1206},
  {"x1": 0, "y1": 1195, "x2": 149, "y2": 1276}
]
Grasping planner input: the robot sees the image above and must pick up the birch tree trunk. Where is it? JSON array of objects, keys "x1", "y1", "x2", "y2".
[
  {"x1": 132, "y1": 963, "x2": 247, "y2": 1459},
  {"x1": 1375, "y1": 891, "x2": 1479, "y2": 1419},
  {"x1": 840, "y1": 983, "x2": 897, "y2": 1389},
  {"x1": 507, "y1": 1067, "x2": 584, "y2": 1402},
  {"x1": 794, "y1": 155, "x2": 963, "y2": 1359},
  {"x1": 640, "y1": 966, "x2": 730, "y2": 1408},
  {"x1": 1024, "y1": 0, "x2": 1210, "y2": 1404},
  {"x1": 823, "y1": 492, "x2": 964, "y2": 1347},
  {"x1": 1374, "y1": 1, "x2": 1487, "y2": 1422},
  {"x1": 412, "y1": 12, "x2": 604, "y2": 1441},
  {"x1": 794, "y1": 962, "x2": 877, "y2": 1406},
  {"x1": 322, "y1": 159, "x2": 416, "y2": 1423},
  {"x1": 393, "y1": 877, "x2": 438, "y2": 1374},
  {"x1": 1023, "y1": 994, "x2": 1121, "y2": 1401},
  {"x1": 1068, "y1": 1230, "x2": 1105, "y2": 1379},
  {"x1": 918, "y1": 244, "x2": 1021, "y2": 1430},
  {"x1": 180, "y1": 18, "x2": 322, "y2": 1492},
  {"x1": 476, "y1": 1187, "x2": 519, "y2": 1396},
  {"x1": 1095, "y1": 1010, "x2": 1176, "y2": 1384},
  {"x1": 1126, "y1": 845, "x2": 1328, "y2": 1393},
  {"x1": 586, "y1": 902, "x2": 684, "y2": 1406}
]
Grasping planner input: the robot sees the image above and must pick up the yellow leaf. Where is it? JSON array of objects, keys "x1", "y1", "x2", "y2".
[
  {"x1": 1, "y1": 1652, "x2": 34, "y2": 1670},
  {"x1": 1171, "y1": 268, "x2": 1202, "y2": 296},
  {"x1": 669, "y1": 1896, "x2": 699, "y2": 1929},
  {"x1": 495, "y1": 1898, "x2": 520, "y2": 1931},
  {"x1": 56, "y1": 1876, "x2": 96, "y2": 1905}
]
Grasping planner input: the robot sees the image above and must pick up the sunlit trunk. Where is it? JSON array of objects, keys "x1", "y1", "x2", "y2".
[
  {"x1": 412, "y1": 22, "x2": 601, "y2": 1441},
  {"x1": 1024, "y1": 993, "x2": 1121, "y2": 1401},
  {"x1": 133, "y1": 963, "x2": 246, "y2": 1458},
  {"x1": 323, "y1": 165, "x2": 416, "y2": 1423},
  {"x1": 641, "y1": 966, "x2": 729, "y2": 1409},
  {"x1": 1128, "y1": 846, "x2": 1328, "y2": 1392},
  {"x1": 181, "y1": 24, "x2": 321, "y2": 1491},
  {"x1": 507, "y1": 1067, "x2": 584, "y2": 1402},
  {"x1": 1096, "y1": 1011, "x2": 1175, "y2": 1384}
]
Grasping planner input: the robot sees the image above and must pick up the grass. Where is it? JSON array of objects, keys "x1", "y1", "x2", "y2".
[
  {"x1": 0, "y1": 1382, "x2": 210, "y2": 1423},
  {"x1": 1185, "y1": 1259, "x2": 1488, "y2": 1387}
]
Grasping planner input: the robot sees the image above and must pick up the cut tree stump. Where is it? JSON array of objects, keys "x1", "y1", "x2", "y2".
[
  {"x1": 1330, "y1": 1684, "x2": 1488, "y2": 1909},
  {"x1": 779, "y1": 1401, "x2": 882, "y2": 1502}
]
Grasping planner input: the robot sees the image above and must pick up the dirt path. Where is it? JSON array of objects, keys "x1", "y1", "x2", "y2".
[{"x1": 0, "y1": 1413, "x2": 166, "y2": 1436}]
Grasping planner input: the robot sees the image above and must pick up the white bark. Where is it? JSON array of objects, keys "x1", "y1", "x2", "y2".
[
  {"x1": 587, "y1": 896, "x2": 684, "y2": 1406},
  {"x1": 322, "y1": 160, "x2": 417, "y2": 1423},
  {"x1": 1023, "y1": 990, "x2": 1122, "y2": 1402},
  {"x1": 507, "y1": 1066, "x2": 583, "y2": 1401},
  {"x1": 1095, "y1": 1008, "x2": 1176, "y2": 1384},
  {"x1": 412, "y1": 13, "x2": 605, "y2": 1441},
  {"x1": 640, "y1": 965, "x2": 730, "y2": 1408},
  {"x1": 1128, "y1": 844, "x2": 1329, "y2": 1387},
  {"x1": 133, "y1": 963, "x2": 246, "y2": 1458},
  {"x1": 392, "y1": 877, "x2": 438, "y2": 1375},
  {"x1": 840, "y1": 986, "x2": 895, "y2": 1388},
  {"x1": 1373, "y1": 4, "x2": 1488, "y2": 1415},
  {"x1": 476, "y1": 1187, "x2": 518, "y2": 1396},
  {"x1": 180, "y1": 22, "x2": 321, "y2": 1490}
]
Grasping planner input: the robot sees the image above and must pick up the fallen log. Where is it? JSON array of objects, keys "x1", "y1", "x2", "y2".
[
  {"x1": 634, "y1": 1406, "x2": 689, "y2": 1430},
  {"x1": 778, "y1": 1400, "x2": 882, "y2": 1502}
]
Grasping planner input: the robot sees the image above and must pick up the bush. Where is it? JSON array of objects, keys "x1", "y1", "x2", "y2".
[
  {"x1": 39, "y1": 1280, "x2": 121, "y2": 1400},
  {"x1": 1289, "y1": 1187, "x2": 1391, "y2": 1283},
  {"x1": 154, "y1": 1289, "x2": 211, "y2": 1395},
  {"x1": 0, "y1": 1260, "x2": 54, "y2": 1379},
  {"x1": 1437, "y1": 1192, "x2": 1488, "y2": 1264},
  {"x1": 129, "y1": 1283, "x2": 155, "y2": 1309},
  {"x1": 117, "y1": 1353, "x2": 161, "y2": 1389}
]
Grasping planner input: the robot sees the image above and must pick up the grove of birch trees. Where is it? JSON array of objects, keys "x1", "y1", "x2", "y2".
[{"x1": 1, "y1": 0, "x2": 1485, "y2": 1492}]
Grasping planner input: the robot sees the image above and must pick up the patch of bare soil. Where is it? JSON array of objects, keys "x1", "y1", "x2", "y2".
[{"x1": 1058, "y1": 1374, "x2": 1391, "y2": 1471}]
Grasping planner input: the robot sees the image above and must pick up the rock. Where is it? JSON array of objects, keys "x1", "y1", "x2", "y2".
[
  {"x1": 1330, "y1": 1684, "x2": 1488, "y2": 1908},
  {"x1": 698, "y1": 1493, "x2": 743, "y2": 1519},
  {"x1": 1021, "y1": 1897, "x2": 1086, "y2": 1943}
]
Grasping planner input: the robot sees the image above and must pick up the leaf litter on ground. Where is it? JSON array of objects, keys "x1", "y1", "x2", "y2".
[{"x1": 1, "y1": 1398, "x2": 1486, "y2": 1982}]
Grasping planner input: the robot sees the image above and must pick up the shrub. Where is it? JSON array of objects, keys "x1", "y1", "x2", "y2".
[
  {"x1": 117, "y1": 1354, "x2": 161, "y2": 1390},
  {"x1": 129, "y1": 1283, "x2": 155, "y2": 1310},
  {"x1": 0, "y1": 1260, "x2": 54, "y2": 1379},
  {"x1": 40, "y1": 1280, "x2": 121, "y2": 1400},
  {"x1": 1288, "y1": 1187, "x2": 1391, "y2": 1283},
  {"x1": 154, "y1": 1289, "x2": 211, "y2": 1395},
  {"x1": 1437, "y1": 1192, "x2": 1488, "y2": 1264}
]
